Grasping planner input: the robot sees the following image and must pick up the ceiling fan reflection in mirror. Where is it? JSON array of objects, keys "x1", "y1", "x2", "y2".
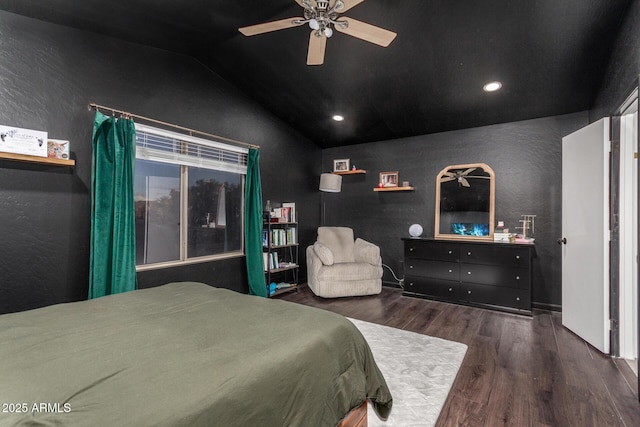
[
  {"x1": 441, "y1": 167, "x2": 491, "y2": 188},
  {"x1": 238, "y1": 0, "x2": 397, "y2": 65}
]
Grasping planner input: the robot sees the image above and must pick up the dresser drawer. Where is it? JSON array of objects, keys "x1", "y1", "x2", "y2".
[
  {"x1": 459, "y1": 263, "x2": 530, "y2": 289},
  {"x1": 405, "y1": 240, "x2": 458, "y2": 261},
  {"x1": 461, "y1": 244, "x2": 530, "y2": 268},
  {"x1": 460, "y1": 283, "x2": 530, "y2": 310},
  {"x1": 405, "y1": 260, "x2": 459, "y2": 281},
  {"x1": 404, "y1": 276, "x2": 459, "y2": 301}
]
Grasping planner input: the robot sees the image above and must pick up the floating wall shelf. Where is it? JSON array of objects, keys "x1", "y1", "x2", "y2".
[
  {"x1": 0, "y1": 152, "x2": 75, "y2": 167},
  {"x1": 334, "y1": 169, "x2": 366, "y2": 175},
  {"x1": 373, "y1": 186, "x2": 415, "y2": 192}
]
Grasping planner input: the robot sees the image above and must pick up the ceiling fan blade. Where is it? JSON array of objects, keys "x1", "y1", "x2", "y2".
[
  {"x1": 307, "y1": 31, "x2": 327, "y2": 65},
  {"x1": 334, "y1": 17, "x2": 396, "y2": 47},
  {"x1": 461, "y1": 177, "x2": 471, "y2": 187},
  {"x1": 239, "y1": 17, "x2": 304, "y2": 36},
  {"x1": 441, "y1": 176, "x2": 456, "y2": 183},
  {"x1": 336, "y1": 0, "x2": 367, "y2": 12},
  {"x1": 460, "y1": 167, "x2": 477, "y2": 176}
]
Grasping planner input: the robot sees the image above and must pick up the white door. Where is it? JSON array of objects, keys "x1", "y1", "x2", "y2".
[{"x1": 561, "y1": 118, "x2": 610, "y2": 354}]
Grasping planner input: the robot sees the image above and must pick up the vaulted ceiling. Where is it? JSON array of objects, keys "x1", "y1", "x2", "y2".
[{"x1": 0, "y1": 0, "x2": 631, "y2": 147}]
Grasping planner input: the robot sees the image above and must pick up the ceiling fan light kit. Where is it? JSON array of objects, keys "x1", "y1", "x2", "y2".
[{"x1": 238, "y1": 0, "x2": 396, "y2": 66}]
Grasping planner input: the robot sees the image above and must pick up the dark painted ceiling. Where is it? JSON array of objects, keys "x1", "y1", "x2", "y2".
[{"x1": 0, "y1": 0, "x2": 631, "y2": 147}]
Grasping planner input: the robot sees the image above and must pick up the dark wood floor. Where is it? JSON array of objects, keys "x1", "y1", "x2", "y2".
[{"x1": 281, "y1": 285, "x2": 640, "y2": 427}]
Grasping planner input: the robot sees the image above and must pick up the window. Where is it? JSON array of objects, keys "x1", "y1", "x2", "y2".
[{"x1": 133, "y1": 123, "x2": 247, "y2": 269}]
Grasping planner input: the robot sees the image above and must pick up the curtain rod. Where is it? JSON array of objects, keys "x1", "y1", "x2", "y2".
[{"x1": 87, "y1": 103, "x2": 260, "y2": 150}]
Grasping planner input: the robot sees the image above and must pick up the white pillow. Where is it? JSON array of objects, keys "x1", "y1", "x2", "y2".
[{"x1": 313, "y1": 242, "x2": 335, "y2": 265}]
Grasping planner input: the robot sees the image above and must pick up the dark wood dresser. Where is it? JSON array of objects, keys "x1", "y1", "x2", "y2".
[{"x1": 402, "y1": 237, "x2": 534, "y2": 315}]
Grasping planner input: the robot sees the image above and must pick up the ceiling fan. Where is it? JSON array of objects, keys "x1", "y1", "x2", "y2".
[
  {"x1": 441, "y1": 168, "x2": 479, "y2": 188},
  {"x1": 238, "y1": 0, "x2": 397, "y2": 65}
]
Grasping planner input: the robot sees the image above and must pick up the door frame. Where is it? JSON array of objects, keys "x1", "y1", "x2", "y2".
[
  {"x1": 637, "y1": 76, "x2": 640, "y2": 401},
  {"x1": 611, "y1": 113, "x2": 621, "y2": 357},
  {"x1": 612, "y1": 81, "x2": 640, "y2": 401},
  {"x1": 612, "y1": 86, "x2": 639, "y2": 359},
  {"x1": 618, "y1": 93, "x2": 638, "y2": 360}
]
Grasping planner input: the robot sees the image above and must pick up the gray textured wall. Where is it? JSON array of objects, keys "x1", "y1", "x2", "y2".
[
  {"x1": 0, "y1": 11, "x2": 320, "y2": 314},
  {"x1": 591, "y1": 0, "x2": 640, "y2": 118},
  {"x1": 322, "y1": 113, "x2": 589, "y2": 309},
  {"x1": 2, "y1": 1, "x2": 638, "y2": 315}
]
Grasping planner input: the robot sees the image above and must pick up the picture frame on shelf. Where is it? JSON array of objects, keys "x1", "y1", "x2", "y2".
[
  {"x1": 333, "y1": 158, "x2": 350, "y2": 172},
  {"x1": 380, "y1": 171, "x2": 399, "y2": 187}
]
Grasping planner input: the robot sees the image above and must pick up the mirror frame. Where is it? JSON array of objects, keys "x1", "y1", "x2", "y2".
[{"x1": 434, "y1": 162, "x2": 495, "y2": 241}]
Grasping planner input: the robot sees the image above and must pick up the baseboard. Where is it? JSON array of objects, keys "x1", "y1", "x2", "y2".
[{"x1": 532, "y1": 302, "x2": 562, "y2": 312}]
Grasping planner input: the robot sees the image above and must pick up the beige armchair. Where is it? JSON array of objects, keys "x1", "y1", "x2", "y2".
[{"x1": 306, "y1": 227, "x2": 383, "y2": 298}]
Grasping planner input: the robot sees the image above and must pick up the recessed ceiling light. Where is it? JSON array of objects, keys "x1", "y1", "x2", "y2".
[
  {"x1": 483, "y1": 81, "x2": 502, "y2": 92},
  {"x1": 332, "y1": 114, "x2": 344, "y2": 122}
]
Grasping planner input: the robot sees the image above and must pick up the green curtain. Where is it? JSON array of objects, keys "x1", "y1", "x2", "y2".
[
  {"x1": 89, "y1": 111, "x2": 138, "y2": 299},
  {"x1": 244, "y1": 148, "x2": 267, "y2": 297}
]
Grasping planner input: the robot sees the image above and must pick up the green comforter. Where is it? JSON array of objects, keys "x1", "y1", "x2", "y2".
[{"x1": 0, "y1": 282, "x2": 392, "y2": 426}]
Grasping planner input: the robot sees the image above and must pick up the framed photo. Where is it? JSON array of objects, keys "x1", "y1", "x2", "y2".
[
  {"x1": 380, "y1": 171, "x2": 399, "y2": 187},
  {"x1": 333, "y1": 158, "x2": 350, "y2": 172}
]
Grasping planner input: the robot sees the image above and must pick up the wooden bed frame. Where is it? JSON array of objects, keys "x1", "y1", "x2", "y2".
[{"x1": 338, "y1": 401, "x2": 367, "y2": 427}]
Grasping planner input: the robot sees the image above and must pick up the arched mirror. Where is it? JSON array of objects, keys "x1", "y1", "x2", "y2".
[{"x1": 435, "y1": 163, "x2": 495, "y2": 241}]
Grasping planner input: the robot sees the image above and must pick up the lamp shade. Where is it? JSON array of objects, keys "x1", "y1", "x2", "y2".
[{"x1": 319, "y1": 173, "x2": 342, "y2": 192}]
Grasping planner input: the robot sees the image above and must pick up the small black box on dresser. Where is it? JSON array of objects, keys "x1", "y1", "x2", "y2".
[{"x1": 402, "y1": 238, "x2": 534, "y2": 316}]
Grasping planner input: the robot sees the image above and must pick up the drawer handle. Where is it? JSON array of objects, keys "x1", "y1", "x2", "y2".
[
  {"x1": 409, "y1": 265, "x2": 414, "y2": 269},
  {"x1": 468, "y1": 290, "x2": 472, "y2": 294},
  {"x1": 467, "y1": 271, "x2": 472, "y2": 275},
  {"x1": 409, "y1": 282, "x2": 414, "y2": 286},
  {"x1": 448, "y1": 250, "x2": 453, "y2": 254},
  {"x1": 516, "y1": 276, "x2": 520, "y2": 280},
  {"x1": 410, "y1": 247, "x2": 414, "y2": 252},
  {"x1": 448, "y1": 288, "x2": 453, "y2": 292},
  {"x1": 448, "y1": 269, "x2": 453, "y2": 273},
  {"x1": 467, "y1": 251, "x2": 472, "y2": 256},
  {"x1": 516, "y1": 297, "x2": 520, "y2": 301},
  {"x1": 515, "y1": 255, "x2": 520, "y2": 260}
]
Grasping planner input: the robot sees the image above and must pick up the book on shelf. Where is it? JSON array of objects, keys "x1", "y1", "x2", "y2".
[
  {"x1": 281, "y1": 207, "x2": 291, "y2": 223},
  {"x1": 267, "y1": 228, "x2": 297, "y2": 246},
  {"x1": 286, "y1": 227, "x2": 297, "y2": 245},
  {"x1": 271, "y1": 229, "x2": 280, "y2": 246},
  {"x1": 282, "y1": 202, "x2": 296, "y2": 222},
  {"x1": 263, "y1": 252, "x2": 280, "y2": 271}
]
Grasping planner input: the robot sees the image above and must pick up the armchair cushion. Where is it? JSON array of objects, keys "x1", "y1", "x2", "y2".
[
  {"x1": 317, "y1": 262, "x2": 383, "y2": 283},
  {"x1": 354, "y1": 238, "x2": 381, "y2": 266},
  {"x1": 317, "y1": 227, "x2": 355, "y2": 263},
  {"x1": 313, "y1": 242, "x2": 334, "y2": 266}
]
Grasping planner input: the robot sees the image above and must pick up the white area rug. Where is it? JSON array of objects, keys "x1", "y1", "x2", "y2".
[{"x1": 348, "y1": 318, "x2": 467, "y2": 427}]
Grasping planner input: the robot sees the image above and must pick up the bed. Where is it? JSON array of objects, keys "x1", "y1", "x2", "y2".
[{"x1": 0, "y1": 282, "x2": 392, "y2": 426}]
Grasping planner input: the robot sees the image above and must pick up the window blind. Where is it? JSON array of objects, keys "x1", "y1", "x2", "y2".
[{"x1": 135, "y1": 123, "x2": 248, "y2": 174}]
